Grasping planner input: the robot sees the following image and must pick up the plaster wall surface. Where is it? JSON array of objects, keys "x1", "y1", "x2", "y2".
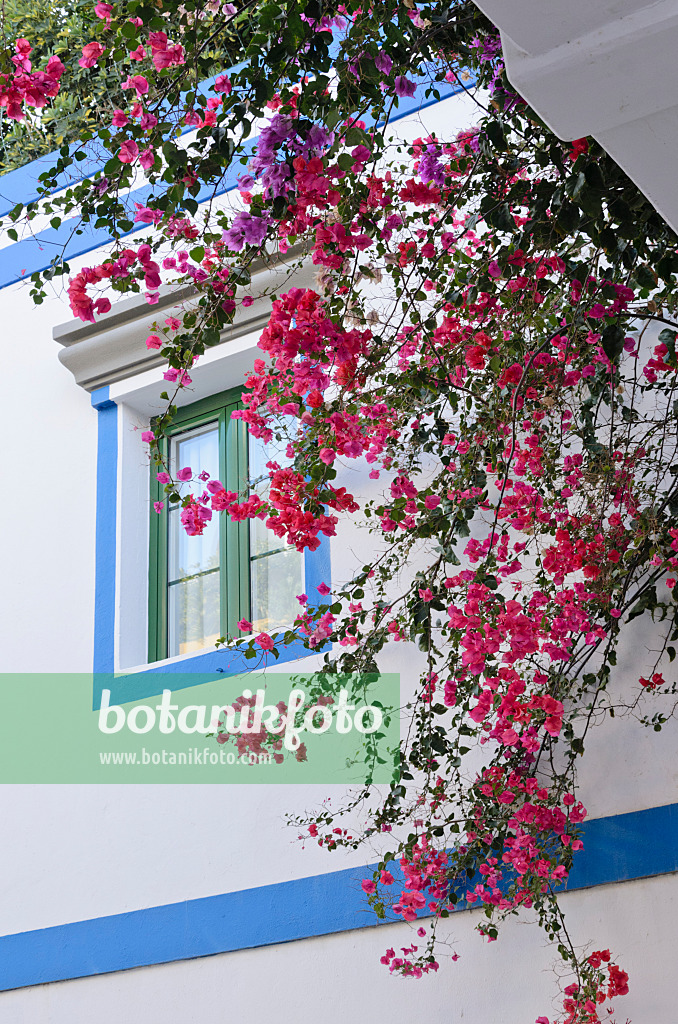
[
  {"x1": 0, "y1": 282, "x2": 97, "y2": 672},
  {"x1": 0, "y1": 86, "x2": 675, "y2": 1018},
  {"x1": 0, "y1": 873, "x2": 674, "y2": 1024}
]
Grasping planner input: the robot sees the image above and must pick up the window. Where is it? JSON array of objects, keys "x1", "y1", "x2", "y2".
[{"x1": 148, "y1": 388, "x2": 304, "y2": 661}]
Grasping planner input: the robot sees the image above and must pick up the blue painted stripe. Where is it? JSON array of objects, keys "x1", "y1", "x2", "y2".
[
  {"x1": 0, "y1": 803, "x2": 675, "y2": 990},
  {"x1": 0, "y1": 77, "x2": 468, "y2": 291},
  {"x1": 0, "y1": 67, "x2": 250, "y2": 217},
  {"x1": 0, "y1": 217, "x2": 132, "y2": 289},
  {"x1": 92, "y1": 388, "x2": 118, "y2": 675},
  {"x1": 565, "y1": 801, "x2": 678, "y2": 889},
  {"x1": 0, "y1": 152, "x2": 256, "y2": 288},
  {"x1": 0, "y1": 139, "x2": 110, "y2": 218}
]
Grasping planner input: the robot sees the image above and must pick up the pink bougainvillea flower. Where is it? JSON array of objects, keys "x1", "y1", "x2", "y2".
[
  {"x1": 237, "y1": 619, "x2": 252, "y2": 631},
  {"x1": 139, "y1": 148, "x2": 156, "y2": 170},
  {"x1": 317, "y1": 582, "x2": 331, "y2": 596},
  {"x1": 374, "y1": 51, "x2": 392, "y2": 75},
  {"x1": 176, "y1": 467, "x2": 192, "y2": 481},
  {"x1": 181, "y1": 500, "x2": 212, "y2": 536},
  {"x1": 94, "y1": 1, "x2": 112, "y2": 22},
  {"x1": 135, "y1": 205, "x2": 162, "y2": 225},
  {"x1": 78, "y1": 42, "x2": 105, "y2": 68},
  {"x1": 568, "y1": 137, "x2": 588, "y2": 161},
  {"x1": 121, "y1": 74, "x2": 149, "y2": 96},
  {"x1": 214, "y1": 73, "x2": 232, "y2": 94},
  {"x1": 465, "y1": 345, "x2": 486, "y2": 370},
  {"x1": 118, "y1": 139, "x2": 139, "y2": 164},
  {"x1": 255, "y1": 632, "x2": 275, "y2": 651}
]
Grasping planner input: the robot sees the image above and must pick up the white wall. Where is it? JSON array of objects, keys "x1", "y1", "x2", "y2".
[
  {"x1": 0, "y1": 85, "x2": 675, "y2": 1024},
  {"x1": 0, "y1": 873, "x2": 675, "y2": 1024},
  {"x1": 0, "y1": 281, "x2": 97, "y2": 672}
]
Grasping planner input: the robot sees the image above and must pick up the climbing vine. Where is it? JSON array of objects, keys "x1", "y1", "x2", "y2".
[{"x1": 5, "y1": 1, "x2": 678, "y2": 1019}]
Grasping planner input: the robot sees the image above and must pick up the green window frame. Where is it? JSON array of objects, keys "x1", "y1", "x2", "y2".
[{"x1": 148, "y1": 387, "x2": 253, "y2": 663}]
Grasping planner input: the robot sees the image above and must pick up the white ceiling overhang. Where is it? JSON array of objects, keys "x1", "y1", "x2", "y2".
[{"x1": 473, "y1": 0, "x2": 678, "y2": 234}]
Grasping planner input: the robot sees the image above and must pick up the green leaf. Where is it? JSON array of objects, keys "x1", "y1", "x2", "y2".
[
  {"x1": 601, "y1": 323, "x2": 625, "y2": 361},
  {"x1": 659, "y1": 328, "x2": 677, "y2": 365},
  {"x1": 627, "y1": 586, "x2": 658, "y2": 622},
  {"x1": 635, "y1": 264, "x2": 656, "y2": 289},
  {"x1": 488, "y1": 204, "x2": 515, "y2": 233},
  {"x1": 483, "y1": 119, "x2": 507, "y2": 151},
  {"x1": 584, "y1": 163, "x2": 605, "y2": 189},
  {"x1": 344, "y1": 126, "x2": 365, "y2": 147}
]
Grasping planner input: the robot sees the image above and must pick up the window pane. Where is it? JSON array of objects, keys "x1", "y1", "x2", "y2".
[
  {"x1": 172, "y1": 422, "x2": 220, "y2": 481},
  {"x1": 168, "y1": 508, "x2": 219, "y2": 583},
  {"x1": 167, "y1": 422, "x2": 221, "y2": 656},
  {"x1": 249, "y1": 489, "x2": 285, "y2": 559},
  {"x1": 248, "y1": 431, "x2": 274, "y2": 486},
  {"x1": 248, "y1": 428, "x2": 293, "y2": 487},
  {"x1": 168, "y1": 570, "x2": 221, "y2": 657},
  {"x1": 250, "y1": 548, "x2": 304, "y2": 635},
  {"x1": 249, "y1": 429, "x2": 303, "y2": 633}
]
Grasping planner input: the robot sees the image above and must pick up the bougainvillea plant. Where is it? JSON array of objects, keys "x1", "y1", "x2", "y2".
[{"x1": 5, "y1": 0, "x2": 678, "y2": 1019}]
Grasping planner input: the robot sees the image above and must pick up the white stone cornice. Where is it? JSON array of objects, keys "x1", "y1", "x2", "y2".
[{"x1": 54, "y1": 246, "x2": 313, "y2": 392}]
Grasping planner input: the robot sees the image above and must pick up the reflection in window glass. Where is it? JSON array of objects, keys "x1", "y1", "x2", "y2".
[
  {"x1": 168, "y1": 572, "x2": 220, "y2": 657},
  {"x1": 248, "y1": 431, "x2": 303, "y2": 634},
  {"x1": 168, "y1": 423, "x2": 220, "y2": 656}
]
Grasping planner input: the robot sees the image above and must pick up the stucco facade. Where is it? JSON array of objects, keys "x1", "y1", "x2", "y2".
[{"x1": 0, "y1": 73, "x2": 676, "y2": 1024}]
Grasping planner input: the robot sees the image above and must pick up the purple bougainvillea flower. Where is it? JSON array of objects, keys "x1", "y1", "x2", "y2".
[
  {"x1": 394, "y1": 75, "x2": 416, "y2": 97},
  {"x1": 375, "y1": 51, "x2": 392, "y2": 75},
  {"x1": 222, "y1": 211, "x2": 270, "y2": 251}
]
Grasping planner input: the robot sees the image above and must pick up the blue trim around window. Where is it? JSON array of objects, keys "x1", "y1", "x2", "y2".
[
  {"x1": 92, "y1": 386, "x2": 118, "y2": 676},
  {"x1": 91, "y1": 391, "x2": 333, "y2": 708},
  {"x1": 0, "y1": 802, "x2": 676, "y2": 991}
]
